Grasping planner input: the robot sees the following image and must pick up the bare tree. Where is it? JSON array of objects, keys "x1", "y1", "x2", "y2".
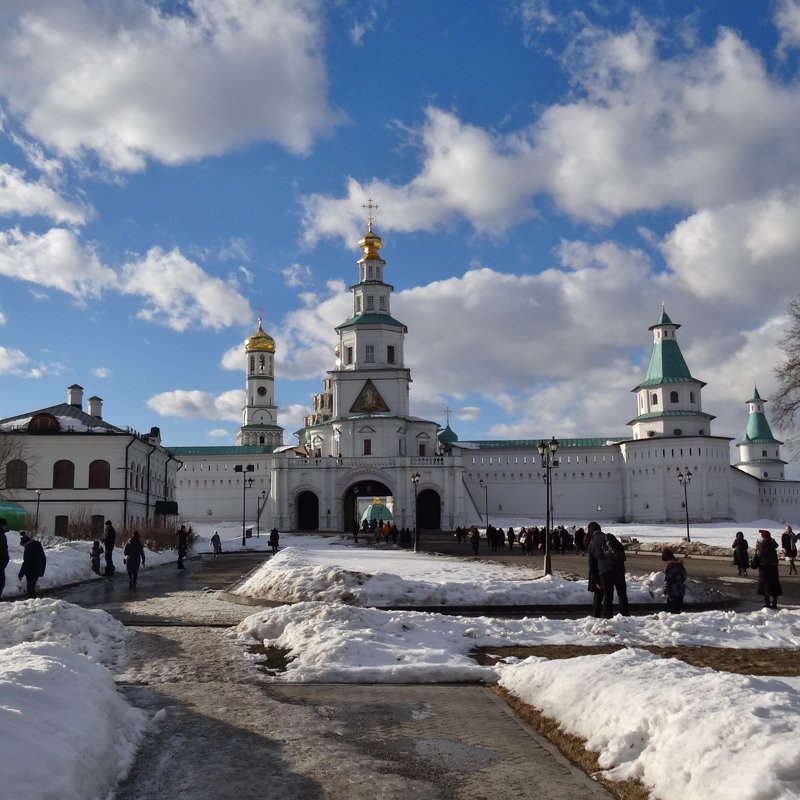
[{"x1": 773, "y1": 296, "x2": 800, "y2": 448}]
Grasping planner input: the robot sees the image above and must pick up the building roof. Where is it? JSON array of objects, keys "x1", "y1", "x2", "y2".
[
  {"x1": 169, "y1": 445, "x2": 276, "y2": 456},
  {"x1": 336, "y1": 313, "x2": 408, "y2": 332},
  {"x1": 438, "y1": 424, "x2": 459, "y2": 444},
  {"x1": 0, "y1": 402, "x2": 125, "y2": 434},
  {"x1": 460, "y1": 437, "x2": 626, "y2": 450},
  {"x1": 628, "y1": 410, "x2": 715, "y2": 423}
]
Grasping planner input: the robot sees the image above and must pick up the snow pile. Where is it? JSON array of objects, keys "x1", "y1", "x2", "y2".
[
  {"x1": 498, "y1": 648, "x2": 800, "y2": 800},
  {"x1": 0, "y1": 600, "x2": 146, "y2": 800}
]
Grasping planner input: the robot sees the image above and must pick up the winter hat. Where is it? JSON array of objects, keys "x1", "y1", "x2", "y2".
[
  {"x1": 661, "y1": 548, "x2": 675, "y2": 561},
  {"x1": 19, "y1": 532, "x2": 30, "y2": 544},
  {"x1": 759, "y1": 529, "x2": 771, "y2": 539},
  {"x1": 587, "y1": 521, "x2": 601, "y2": 535}
]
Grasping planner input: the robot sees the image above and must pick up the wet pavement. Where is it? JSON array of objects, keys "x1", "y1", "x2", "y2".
[{"x1": 53, "y1": 555, "x2": 613, "y2": 800}]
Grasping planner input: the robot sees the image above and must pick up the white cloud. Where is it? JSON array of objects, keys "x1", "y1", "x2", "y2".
[
  {"x1": 279, "y1": 403, "x2": 311, "y2": 437},
  {"x1": 120, "y1": 247, "x2": 252, "y2": 331},
  {"x1": 303, "y1": 21, "x2": 800, "y2": 238},
  {"x1": 0, "y1": 164, "x2": 87, "y2": 224},
  {"x1": 282, "y1": 263, "x2": 313, "y2": 288},
  {"x1": 146, "y1": 388, "x2": 243, "y2": 421},
  {"x1": 0, "y1": 227, "x2": 115, "y2": 301},
  {"x1": 92, "y1": 367, "x2": 112, "y2": 378},
  {"x1": 776, "y1": 0, "x2": 800, "y2": 55},
  {"x1": 457, "y1": 406, "x2": 481, "y2": 422},
  {"x1": 221, "y1": 342, "x2": 245, "y2": 371},
  {"x1": 660, "y1": 186, "x2": 800, "y2": 304},
  {"x1": 0, "y1": 0, "x2": 339, "y2": 171},
  {"x1": 0, "y1": 345, "x2": 28, "y2": 372},
  {"x1": 0, "y1": 311, "x2": 5, "y2": 326},
  {"x1": 208, "y1": 428, "x2": 231, "y2": 439},
  {"x1": 350, "y1": 7, "x2": 378, "y2": 46}
]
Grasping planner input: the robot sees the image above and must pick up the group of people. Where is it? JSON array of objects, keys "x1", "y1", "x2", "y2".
[
  {"x1": 456, "y1": 524, "x2": 595, "y2": 556},
  {"x1": 355, "y1": 519, "x2": 415, "y2": 548},
  {"x1": 732, "y1": 526, "x2": 794, "y2": 609}
]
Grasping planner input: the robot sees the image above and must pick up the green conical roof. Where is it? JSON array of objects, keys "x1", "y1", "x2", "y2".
[
  {"x1": 740, "y1": 387, "x2": 780, "y2": 444},
  {"x1": 438, "y1": 424, "x2": 458, "y2": 444},
  {"x1": 636, "y1": 307, "x2": 702, "y2": 388}
]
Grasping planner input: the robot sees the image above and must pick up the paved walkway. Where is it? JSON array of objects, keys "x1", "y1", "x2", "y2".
[{"x1": 55, "y1": 555, "x2": 612, "y2": 800}]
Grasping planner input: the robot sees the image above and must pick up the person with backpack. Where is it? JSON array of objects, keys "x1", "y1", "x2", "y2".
[
  {"x1": 661, "y1": 548, "x2": 688, "y2": 613},
  {"x1": 587, "y1": 521, "x2": 629, "y2": 618},
  {"x1": 18, "y1": 532, "x2": 46, "y2": 598},
  {"x1": 269, "y1": 527, "x2": 280, "y2": 555}
]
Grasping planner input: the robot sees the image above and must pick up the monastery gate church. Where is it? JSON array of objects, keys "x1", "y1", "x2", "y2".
[{"x1": 170, "y1": 223, "x2": 800, "y2": 532}]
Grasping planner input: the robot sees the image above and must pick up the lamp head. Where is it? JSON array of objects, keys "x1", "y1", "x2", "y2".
[
  {"x1": 548, "y1": 436, "x2": 559, "y2": 454},
  {"x1": 537, "y1": 441, "x2": 546, "y2": 457}
]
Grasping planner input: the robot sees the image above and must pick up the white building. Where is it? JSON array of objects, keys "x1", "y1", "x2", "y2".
[
  {"x1": 0, "y1": 385, "x2": 178, "y2": 535},
  {"x1": 171, "y1": 224, "x2": 800, "y2": 531}
]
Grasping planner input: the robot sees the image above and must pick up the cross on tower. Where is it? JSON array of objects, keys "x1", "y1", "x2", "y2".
[
  {"x1": 444, "y1": 406, "x2": 452, "y2": 427},
  {"x1": 255, "y1": 306, "x2": 264, "y2": 327},
  {"x1": 362, "y1": 198, "x2": 379, "y2": 230}
]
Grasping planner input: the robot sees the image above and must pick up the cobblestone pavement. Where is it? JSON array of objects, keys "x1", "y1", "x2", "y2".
[{"x1": 54, "y1": 555, "x2": 612, "y2": 800}]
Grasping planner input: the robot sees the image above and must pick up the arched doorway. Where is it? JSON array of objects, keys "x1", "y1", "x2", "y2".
[
  {"x1": 418, "y1": 488, "x2": 441, "y2": 531},
  {"x1": 296, "y1": 490, "x2": 319, "y2": 531},
  {"x1": 343, "y1": 479, "x2": 393, "y2": 534}
]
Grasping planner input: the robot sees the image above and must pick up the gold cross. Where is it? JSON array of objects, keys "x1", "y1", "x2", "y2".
[{"x1": 362, "y1": 198, "x2": 379, "y2": 230}]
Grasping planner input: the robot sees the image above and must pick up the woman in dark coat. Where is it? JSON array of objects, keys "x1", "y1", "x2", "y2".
[
  {"x1": 123, "y1": 531, "x2": 146, "y2": 588},
  {"x1": 755, "y1": 530, "x2": 782, "y2": 609},
  {"x1": 732, "y1": 531, "x2": 749, "y2": 577}
]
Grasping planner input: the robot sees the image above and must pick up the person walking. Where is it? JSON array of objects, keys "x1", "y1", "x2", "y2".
[
  {"x1": 269, "y1": 527, "x2": 280, "y2": 555},
  {"x1": 177, "y1": 524, "x2": 189, "y2": 569},
  {"x1": 0, "y1": 517, "x2": 9, "y2": 599},
  {"x1": 103, "y1": 520, "x2": 117, "y2": 576},
  {"x1": 661, "y1": 548, "x2": 688, "y2": 613},
  {"x1": 585, "y1": 522, "x2": 603, "y2": 617},
  {"x1": 732, "y1": 531, "x2": 749, "y2": 577},
  {"x1": 587, "y1": 521, "x2": 629, "y2": 618},
  {"x1": 89, "y1": 541, "x2": 104, "y2": 575},
  {"x1": 781, "y1": 525, "x2": 797, "y2": 576},
  {"x1": 123, "y1": 531, "x2": 146, "y2": 588},
  {"x1": 754, "y1": 529, "x2": 782, "y2": 609},
  {"x1": 469, "y1": 526, "x2": 480, "y2": 556},
  {"x1": 211, "y1": 530, "x2": 222, "y2": 556},
  {"x1": 18, "y1": 533, "x2": 46, "y2": 598}
]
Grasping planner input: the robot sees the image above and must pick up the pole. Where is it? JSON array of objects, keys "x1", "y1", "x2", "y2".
[
  {"x1": 544, "y1": 460, "x2": 552, "y2": 576},
  {"x1": 683, "y1": 481, "x2": 691, "y2": 542},
  {"x1": 35, "y1": 490, "x2": 41, "y2": 531},
  {"x1": 241, "y1": 477, "x2": 247, "y2": 547}
]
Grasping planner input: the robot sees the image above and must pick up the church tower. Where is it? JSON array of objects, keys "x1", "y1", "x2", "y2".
[
  {"x1": 301, "y1": 204, "x2": 438, "y2": 459},
  {"x1": 735, "y1": 386, "x2": 785, "y2": 479},
  {"x1": 236, "y1": 319, "x2": 283, "y2": 447},
  {"x1": 628, "y1": 306, "x2": 713, "y2": 439}
]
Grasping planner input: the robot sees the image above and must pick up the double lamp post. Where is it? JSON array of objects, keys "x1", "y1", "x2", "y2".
[
  {"x1": 234, "y1": 464, "x2": 254, "y2": 546},
  {"x1": 537, "y1": 436, "x2": 559, "y2": 576}
]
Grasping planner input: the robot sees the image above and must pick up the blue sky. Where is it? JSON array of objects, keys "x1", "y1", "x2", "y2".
[{"x1": 0, "y1": 0, "x2": 798, "y2": 463}]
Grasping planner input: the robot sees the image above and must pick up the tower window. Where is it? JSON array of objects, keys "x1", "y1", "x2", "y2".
[
  {"x1": 356, "y1": 296, "x2": 362, "y2": 312},
  {"x1": 365, "y1": 345, "x2": 375, "y2": 363},
  {"x1": 367, "y1": 265, "x2": 373, "y2": 279},
  {"x1": 379, "y1": 296, "x2": 386, "y2": 311},
  {"x1": 651, "y1": 393, "x2": 658, "y2": 405},
  {"x1": 366, "y1": 295, "x2": 374, "y2": 311},
  {"x1": 259, "y1": 354, "x2": 265, "y2": 374},
  {"x1": 762, "y1": 450, "x2": 768, "y2": 457},
  {"x1": 689, "y1": 391, "x2": 695, "y2": 403},
  {"x1": 346, "y1": 346, "x2": 353, "y2": 365},
  {"x1": 387, "y1": 345, "x2": 395, "y2": 364},
  {"x1": 249, "y1": 355, "x2": 255, "y2": 374},
  {"x1": 669, "y1": 391, "x2": 679, "y2": 403}
]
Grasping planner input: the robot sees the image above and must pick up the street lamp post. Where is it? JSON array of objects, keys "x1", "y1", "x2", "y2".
[
  {"x1": 234, "y1": 464, "x2": 255, "y2": 546},
  {"x1": 479, "y1": 478, "x2": 489, "y2": 531},
  {"x1": 35, "y1": 489, "x2": 41, "y2": 531},
  {"x1": 411, "y1": 471, "x2": 421, "y2": 552},
  {"x1": 677, "y1": 467, "x2": 692, "y2": 542},
  {"x1": 256, "y1": 489, "x2": 267, "y2": 537},
  {"x1": 537, "y1": 436, "x2": 560, "y2": 576}
]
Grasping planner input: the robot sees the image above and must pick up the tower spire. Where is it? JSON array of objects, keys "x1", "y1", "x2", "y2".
[{"x1": 361, "y1": 197, "x2": 379, "y2": 232}]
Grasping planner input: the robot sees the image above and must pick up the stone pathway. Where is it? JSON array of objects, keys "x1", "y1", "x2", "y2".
[{"x1": 56, "y1": 555, "x2": 612, "y2": 800}]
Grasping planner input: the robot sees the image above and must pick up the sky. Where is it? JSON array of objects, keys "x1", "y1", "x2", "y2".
[
  {"x1": 0, "y1": 2, "x2": 799, "y2": 461},
  {"x1": 4, "y1": 523, "x2": 800, "y2": 800}
]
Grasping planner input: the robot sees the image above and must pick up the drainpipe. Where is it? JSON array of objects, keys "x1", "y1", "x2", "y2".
[
  {"x1": 145, "y1": 442, "x2": 157, "y2": 523},
  {"x1": 123, "y1": 435, "x2": 137, "y2": 531}
]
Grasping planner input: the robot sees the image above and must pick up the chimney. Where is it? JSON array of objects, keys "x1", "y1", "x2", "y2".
[
  {"x1": 146, "y1": 426, "x2": 162, "y2": 444},
  {"x1": 87, "y1": 396, "x2": 103, "y2": 418},
  {"x1": 67, "y1": 384, "x2": 84, "y2": 409}
]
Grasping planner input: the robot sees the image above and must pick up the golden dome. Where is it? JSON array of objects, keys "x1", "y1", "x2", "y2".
[
  {"x1": 358, "y1": 222, "x2": 384, "y2": 261},
  {"x1": 246, "y1": 319, "x2": 276, "y2": 353}
]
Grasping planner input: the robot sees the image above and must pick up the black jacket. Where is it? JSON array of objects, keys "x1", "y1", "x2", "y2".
[
  {"x1": 588, "y1": 531, "x2": 626, "y2": 576},
  {"x1": 124, "y1": 538, "x2": 146, "y2": 568},
  {"x1": 18, "y1": 540, "x2": 46, "y2": 579}
]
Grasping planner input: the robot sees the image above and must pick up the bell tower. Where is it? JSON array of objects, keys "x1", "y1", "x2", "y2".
[{"x1": 236, "y1": 318, "x2": 283, "y2": 447}]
